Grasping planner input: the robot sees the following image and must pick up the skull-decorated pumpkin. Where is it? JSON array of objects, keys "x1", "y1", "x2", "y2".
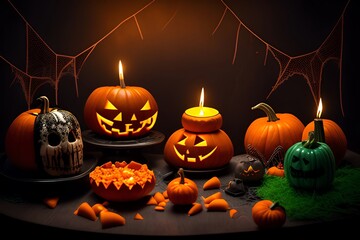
[
  {"x1": 164, "y1": 107, "x2": 233, "y2": 170},
  {"x1": 5, "y1": 96, "x2": 83, "y2": 177},
  {"x1": 83, "y1": 61, "x2": 158, "y2": 139},
  {"x1": 234, "y1": 154, "x2": 265, "y2": 182}
]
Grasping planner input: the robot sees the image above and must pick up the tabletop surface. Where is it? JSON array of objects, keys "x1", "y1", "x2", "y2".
[{"x1": 1, "y1": 149, "x2": 360, "y2": 238}]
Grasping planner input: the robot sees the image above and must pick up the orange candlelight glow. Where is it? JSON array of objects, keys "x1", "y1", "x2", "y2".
[
  {"x1": 118, "y1": 60, "x2": 125, "y2": 88},
  {"x1": 185, "y1": 88, "x2": 219, "y2": 117},
  {"x1": 316, "y1": 98, "x2": 323, "y2": 118},
  {"x1": 199, "y1": 87, "x2": 205, "y2": 116},
  {"x1": 314, "y1": 97, "x2": 325, "y2": 142}
]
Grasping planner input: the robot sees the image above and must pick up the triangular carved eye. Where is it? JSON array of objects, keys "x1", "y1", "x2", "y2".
[
  {"x1": 114, "y1": 112, "x2": 122, "y2": 121},
  {"x1": 194, "y1": 136, "x2": 207, "y2": 147},
  {"x1": 292, "y1": 156, "x2": 300, "y2": 163},
  {"x1": 141, "y1": 100, "x2": 151, "y2": 110},
  {"x1": 177, "y1": 134, "x2": 188, "y2": 146},
  {"x1": 302, "y1": 157, "x2": 310, "y2": 165},
  {"x1": 105, "y1": 100, "x2": 117, "y2": 110}
]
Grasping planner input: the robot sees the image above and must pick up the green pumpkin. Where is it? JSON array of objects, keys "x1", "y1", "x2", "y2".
[{"x1": 284, "y1": 131, "x2": 335, "y2": 191}]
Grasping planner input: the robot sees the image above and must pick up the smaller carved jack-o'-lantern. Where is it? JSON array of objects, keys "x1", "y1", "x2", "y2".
[
  {"x1": 234, "y1": 154, "x2": 265, "y2": 182},
  {"x1": 5, "y1": 96, "x2": 83, "y2": 177},
  {"x1": 164, "y1": 88, "x2": 234, "y2": 170},
  {"x1": 83, "y1": 61, "x2": 158, "y2": 139},
  {"x1": 164, "y1": 128, "x2": 233, "y2": 170},
  {"x1": 284, "y1": 131, "x2": 335, "y2": 191}
]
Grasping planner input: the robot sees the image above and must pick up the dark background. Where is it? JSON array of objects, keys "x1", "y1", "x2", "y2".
[{"x1": 0, "y1": 0, "x2": 358, "y2": 156}]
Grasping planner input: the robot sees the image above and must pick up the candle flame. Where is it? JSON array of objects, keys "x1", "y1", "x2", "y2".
[
  {"x1": 199, "y1": 87, "x2": 204, "y2": 107},
  {"x1": 118, "y1": 60, "x2": 124, "y2": 81},
  {"x1": 199, "y1": 87, "x2": 204, "y2": 116},
  {"x1": 316, "y1": 98, "x2": 323, "y2": 118}
]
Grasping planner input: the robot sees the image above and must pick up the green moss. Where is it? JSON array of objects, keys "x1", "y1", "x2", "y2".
[{"x1": 256, "y1": 166, "x2": 360, "y2": 220}]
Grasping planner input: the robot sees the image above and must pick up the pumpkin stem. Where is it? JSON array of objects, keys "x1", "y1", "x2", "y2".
[
  {"x1": 251, "y1": 102, "x2": 280, "y2": 122},
  {"x1": 177, "y1": 168, "x2": 185, "y2": 185},
  {"x1": 37, "y1": 96, "x2": 50, "y2": 114},
  {"x1": 269, "y1": 201, "x2": 280, "y2": 210},
  {"x1": 303, "y1": 131, "x2": 317, "y2": 148}
]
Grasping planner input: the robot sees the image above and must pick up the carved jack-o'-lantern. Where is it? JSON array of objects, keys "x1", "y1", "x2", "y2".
[
  {"x1": 164, "y1": 128, "x2": 234, "y2": 170},
  {"x1": 234, "y1": 154, "x2": 265, "y2": 182},
  {"x1": 284, "y1": 132, "x2": 335, "y2": 191},
  {"x1": 164, "y1": 88, "x2": 234, "y2": 170},
  {"x1": 83, "y1": 61, "x2": 158, "y2": 139},
  {"x1": 5, "y1": 96, "x2": 83, "y2": 177}
]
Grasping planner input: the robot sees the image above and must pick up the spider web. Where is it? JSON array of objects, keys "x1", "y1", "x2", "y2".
[
  {"x1": 0, "y1": 0, "x2": 351, "y2": 114},
  {"x1": 0, "y1": 0, "x2": 155, "y2": 108},
  {"x1": 214, "y1": 0, "x2": 350, "y2": 115}
]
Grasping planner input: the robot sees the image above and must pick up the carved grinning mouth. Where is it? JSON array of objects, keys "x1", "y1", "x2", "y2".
[
  {"x1": 96, "y1": 112, "x2": 158, "y2": 136},
  {"x1": 173, "y1": 145, "x2": 217, "y2": 162},
  {"x1": 290, "y1": 166, "x2": 324, "y2": 178}
]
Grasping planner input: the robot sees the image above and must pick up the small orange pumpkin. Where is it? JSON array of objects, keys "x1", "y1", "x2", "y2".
[
  {"x1": 244, "y1": 102, "x2": 304, "y2": 166},
  {"x1": 266, "y1": 166, "x2": 285, "y2": 177},
  {"x1": 89, "y1": 161, "x2": 156, "y2": 202},
  {"x1": 302, "y1": 119, "x2": 347, "y2": 167},
  {"x1": 167, "y1": 168, "x2": 198, "y2": 205},
  {"x1": 252, "y1": 200, "x2": 286, "y2": 229}
]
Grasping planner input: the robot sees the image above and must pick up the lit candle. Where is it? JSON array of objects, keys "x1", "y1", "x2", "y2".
[
  {"x1": 118, "y1": 60, "x2": 125, "y2": 88},
  {"x1": 314, "y1": 98, "x2": 325, "y2": 142},
  {"x1": 185, "y1": 88, "x2": 219, "y2": 117}
]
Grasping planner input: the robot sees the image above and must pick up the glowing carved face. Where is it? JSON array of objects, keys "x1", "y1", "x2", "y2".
[
  {"x1": 164, "y1": 128, "x2": 234, "y2": 170},
  {"x1": 173, "y1": 132, "x2": 217, "y2": 163},
  {"x1": 234, "y1": 155, "x2": 265, "y2": 182},
  {"x1": 84, "y1": 86, "x2": 159, "y2": 139},
  {"x1": 96, "y1": 99, "x2": 158, "y2": 137}
]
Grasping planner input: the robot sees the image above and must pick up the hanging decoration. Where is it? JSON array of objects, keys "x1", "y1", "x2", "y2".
[{"x1": 0, "y1": 0, "x2": 350, "y2": 114}]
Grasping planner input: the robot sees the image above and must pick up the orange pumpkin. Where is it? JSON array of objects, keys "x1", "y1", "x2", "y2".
[
  {"x1": 181, "y1": 112, "x2": 223, "y2": 133},
  {"x1": 266, "y1": 166, "x2": 285, "y2": 177},
  {"x1": 167, "y1": 168, "x2": 198, "y2": 205},
  {"x1": 5, "y1": 108, "x2": 38, "y2": 172},
  {"x1": 252, "y1": 200, "x2": 286, "y2": 229},
  {"x1": 5, "y1": 96, "x2": 83, "y2": 176},
  {"x1": 83, "y1": 68, "x2": 158, "y2": 139},
  {"x1": 164, "y1": 109, "x2": 233, "y2": 170},
  {"x1": 89, "y1": 161, "x2": 156, "y2": 202},
  {"x1": 302, "y1": 119, "x2": 347, "y2": 167},
  {"x1": 164, "y1": 129, "x2": 233, "y2": 170},
  {"x1": 244, "y1": 102, "x2": 304, "y2": 167}
]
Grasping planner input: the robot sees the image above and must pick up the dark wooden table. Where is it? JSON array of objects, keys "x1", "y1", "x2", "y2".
[{"x1": 1, "y1": 149, "x2": 360, "y2": 239}]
